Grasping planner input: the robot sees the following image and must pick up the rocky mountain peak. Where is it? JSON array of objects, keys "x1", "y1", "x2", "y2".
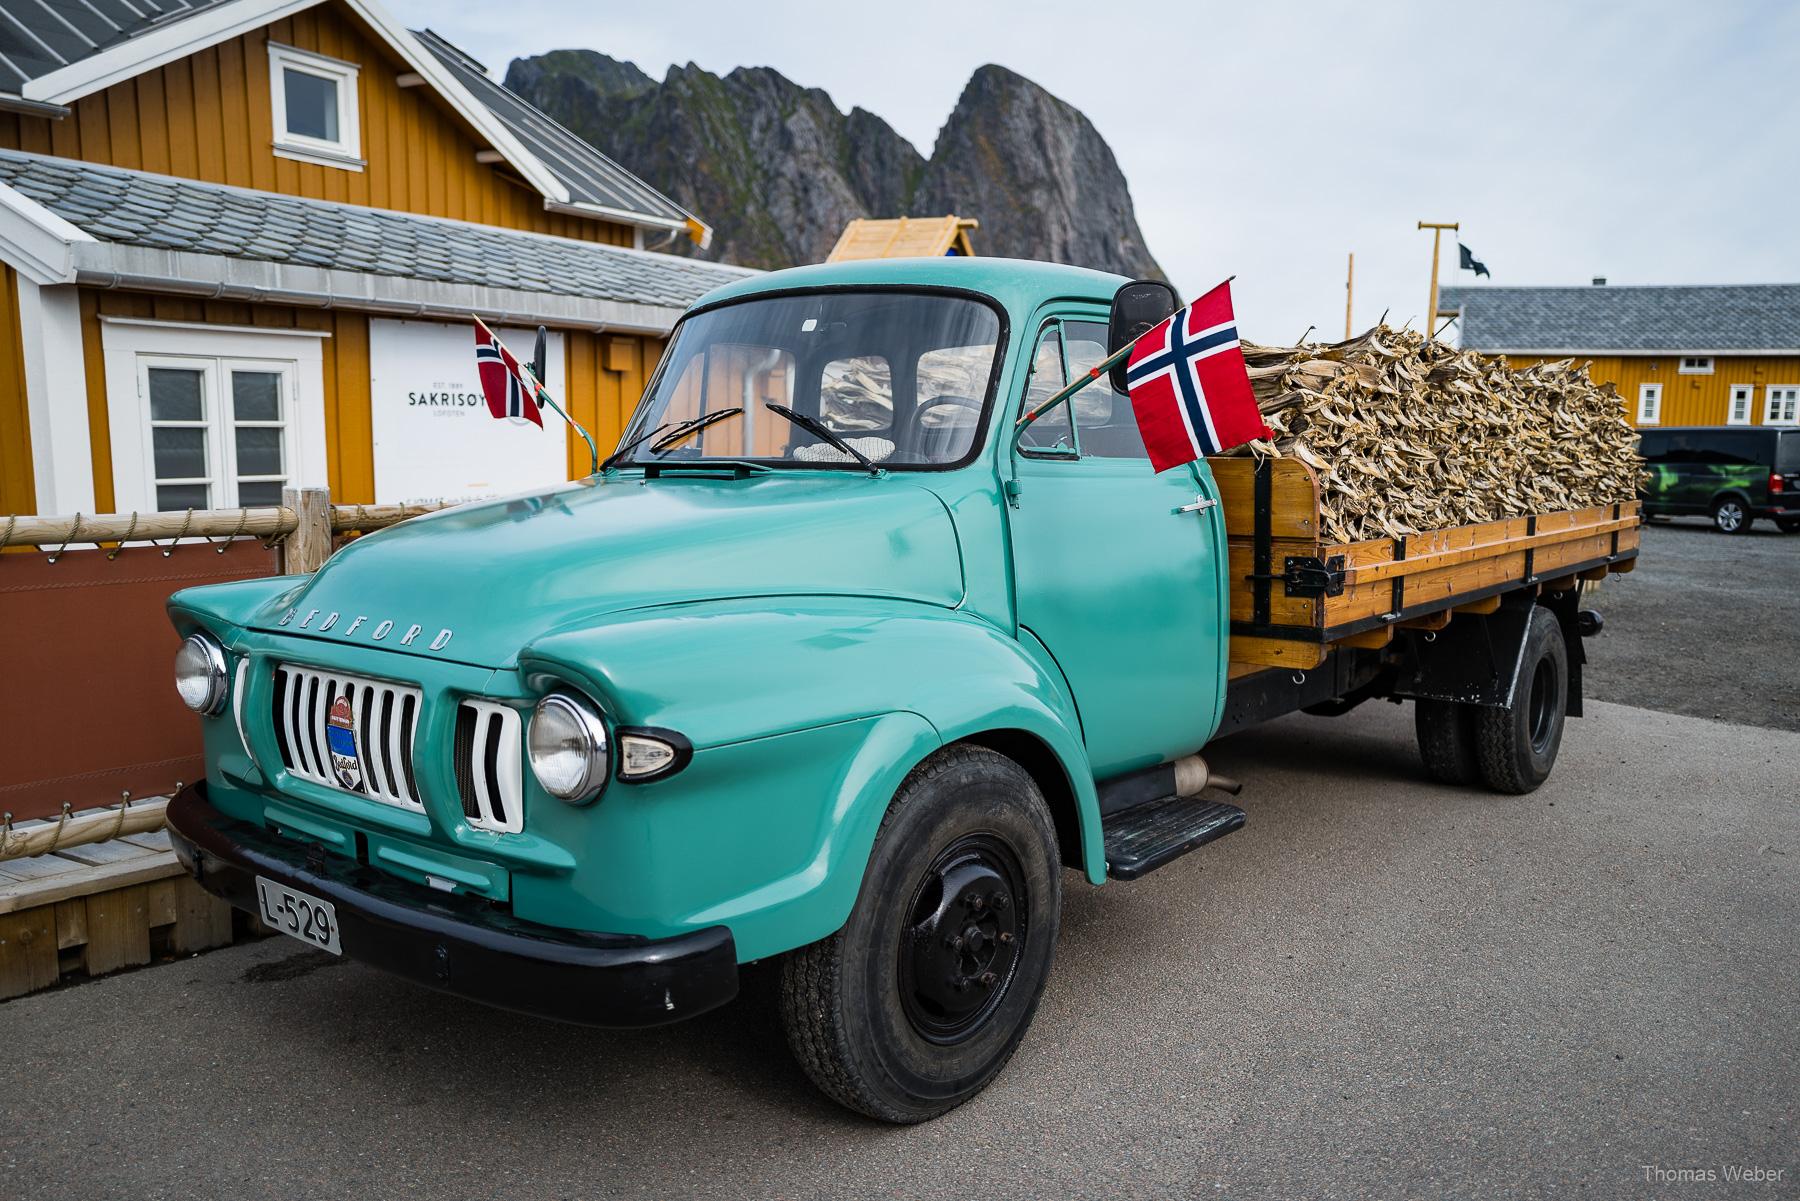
[{"x1": 503, "y1": 52, "x2": 1163, "y2": 280}]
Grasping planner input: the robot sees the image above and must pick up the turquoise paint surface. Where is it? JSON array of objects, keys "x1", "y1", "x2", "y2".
[{"x1": 168, "y1": 257, "x2": 1231, "y2": 961}]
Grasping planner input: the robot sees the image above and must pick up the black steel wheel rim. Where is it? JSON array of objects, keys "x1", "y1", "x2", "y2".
[
  {"x1": 1528, "y1": 656, "x2": 1558, "y2": 753},
  {"x1": 897, "y1": 832, "x2": 1027, "y2": 1044}
]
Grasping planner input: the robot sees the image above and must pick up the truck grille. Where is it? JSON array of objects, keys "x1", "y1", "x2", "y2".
[
  {"x1": 271, "y1": 664, "x2": 423, "y2": 812},
  {"x1": 453, "y1": 700, "x2": 524, "y2": 834}
]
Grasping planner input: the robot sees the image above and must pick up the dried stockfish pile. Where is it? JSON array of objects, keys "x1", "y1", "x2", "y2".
[{"x1": 1227, "y1": 325, "x2": 1643, "y2": 544}]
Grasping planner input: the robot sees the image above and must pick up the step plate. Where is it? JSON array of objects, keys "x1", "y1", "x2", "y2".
[{"x1": 1103, "y1": 795, "x2": 1246, "y2": 881}]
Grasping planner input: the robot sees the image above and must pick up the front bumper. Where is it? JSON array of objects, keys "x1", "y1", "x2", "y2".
[{"x1": 166, "y1": 782, "x2": 738, "y2": 1027}]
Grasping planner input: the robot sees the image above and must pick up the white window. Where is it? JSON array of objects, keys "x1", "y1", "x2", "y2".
[
  {"x1": 137, "y1": 357, "x2": 298, "y2": 510},
  {"x1": 1637, "y1": 382, "x2": 1662, "y2": 425},
  {"x1": 101, "y1": 320, "x2": 328, "y2": 513},
  {"x1": 1767, "y1": 386, "x2": 1800, "y2": 426},
  {"x1": 269, "y1": 42, "x2": 361, "y2": 170},
  {"x1": 1678, "y1": 356, "x2": 1713, "y2": 375},
  {"x1": 1727, "y1": 385, "x2": 1753, "y2": 425}
]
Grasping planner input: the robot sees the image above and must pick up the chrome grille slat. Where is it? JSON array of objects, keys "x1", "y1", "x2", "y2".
[
  {"x1": 453, "y1": 699, "x2": 524, "y2": 834},
  {"x1": 270, "y1": 663, "x2": 424, "y2": 813}
]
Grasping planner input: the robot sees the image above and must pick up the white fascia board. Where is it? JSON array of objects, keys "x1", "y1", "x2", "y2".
[
  {"x1": 0, "y1": 179, "x2": 92, "y2": 284},
  {"x1": 70, "y1": 241, "x2": 687, "y2": 334},
  {"x1": 336, "y1": 0, "x2": 570, "y2": 206},
  {"x1": 23, "y1": 0, "x2": 326, "y2": 104},
  {"x1": 544, "y1": 199, "x2": 689, "y2": 234}
]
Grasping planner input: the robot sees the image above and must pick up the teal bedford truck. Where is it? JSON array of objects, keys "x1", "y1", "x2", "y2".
[{"x1": 166, "y1": 257, "x2": 1631, "y2": 1122}]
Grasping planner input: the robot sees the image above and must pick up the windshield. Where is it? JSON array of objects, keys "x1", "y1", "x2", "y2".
[{"x1": 618, "y1": 291, "x2": 1004, "y2": 469}]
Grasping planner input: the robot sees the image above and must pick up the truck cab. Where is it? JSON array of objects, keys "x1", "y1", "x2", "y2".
[{"x1": 164, "y1": 257, "x2": 1608, "y2": 1123}]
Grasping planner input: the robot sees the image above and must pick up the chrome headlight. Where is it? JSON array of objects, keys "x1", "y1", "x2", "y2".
[
  {"x1": 174, "y1": 633, "x2": 229, "y2": 716},
  {"x1": 527, "y1": 692, "x2": 609, "y2": 803}
]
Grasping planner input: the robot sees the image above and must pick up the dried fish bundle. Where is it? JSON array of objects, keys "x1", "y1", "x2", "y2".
[{"x1": 1225, "y1": 326, "x2": 1643, "y2": 544}]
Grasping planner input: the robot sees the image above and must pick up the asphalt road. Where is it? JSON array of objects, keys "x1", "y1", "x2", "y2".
[
  {"x1": 1583, "y1": 518, "x2": 1800, "y2": 732},
  {"x1": 3, "y1": 699, "x2": 1794, "y2": 1201}
]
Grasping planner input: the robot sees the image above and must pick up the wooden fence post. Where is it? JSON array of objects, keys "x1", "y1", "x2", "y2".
[{"x1": 280, "y1": 486, "x2": 332, "y2": 574}]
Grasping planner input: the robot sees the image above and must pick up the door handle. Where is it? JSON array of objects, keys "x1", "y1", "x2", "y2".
[{"x1": 1176, "y1": 496, "x2": 1217, "y2": 515}]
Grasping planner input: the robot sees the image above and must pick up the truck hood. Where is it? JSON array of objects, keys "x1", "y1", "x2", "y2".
[{"x1": 247, "y1": 473, "x2": 965, "y2": 668}]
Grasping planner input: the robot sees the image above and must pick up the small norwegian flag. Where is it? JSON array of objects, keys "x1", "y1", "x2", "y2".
[
  {"x1": 473, "y1": 317, "x2": 544, "y2": 427},
  {"x1": 1125, "y1": 280, "x2": 1270, "y2": 472}
]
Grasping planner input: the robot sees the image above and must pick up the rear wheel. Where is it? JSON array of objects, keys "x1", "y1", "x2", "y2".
[
  {"x1": 1474, "y1": 607, "x2": 1568, "y2": 794},
  {"x1": 779, "y1": 745, "x2": 1061, "y2": 1123},
  {"x1": 1414, "y1": 699, "x2": 1480, "y2": 785},
  {"x1": 1712, "y1": 497, "x2": 1750, "y2": 534}
]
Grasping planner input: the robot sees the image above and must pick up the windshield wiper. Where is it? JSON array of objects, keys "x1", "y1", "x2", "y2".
[
  {"x1": 646, "y1": 407, "x2": 744, "y2": 457},
  {"x1": 600, "y1": 421, "x2": 675, "y2": 472},
  {"x1": 765, "y1": 403, "x2": 879, "y2": 474}
]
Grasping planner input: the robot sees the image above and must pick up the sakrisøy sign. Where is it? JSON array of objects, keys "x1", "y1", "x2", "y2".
[{"x1": 369, "y1": 318, "x2": 568, "y2": 505}]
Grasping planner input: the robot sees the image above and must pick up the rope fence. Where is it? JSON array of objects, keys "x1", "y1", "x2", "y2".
[{"x1": 0, "y1": 491, "x2": 451, "y2": 573}]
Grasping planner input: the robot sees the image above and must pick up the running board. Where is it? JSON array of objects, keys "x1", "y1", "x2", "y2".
[{"x1": 1102, "y1": 795, "x2": 1246, "y2": 881}]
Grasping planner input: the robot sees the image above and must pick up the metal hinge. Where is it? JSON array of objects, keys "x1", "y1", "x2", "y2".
[
  {"x1": 1244, "y1": 554, "x2": 1346, "y2": 598},
  {"x1": 1177, "y1": 495, "x2": 1217, "y2": 514}
]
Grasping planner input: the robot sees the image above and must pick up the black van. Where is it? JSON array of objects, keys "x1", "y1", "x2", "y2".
[{"x1": 1638, "y1": 426, "x2": 1800, "y2": 533}]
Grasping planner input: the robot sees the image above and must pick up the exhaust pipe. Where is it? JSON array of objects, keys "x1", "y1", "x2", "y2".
[{"x1": 1172, "y1": 754, "x2": 1243, "y2": 797}]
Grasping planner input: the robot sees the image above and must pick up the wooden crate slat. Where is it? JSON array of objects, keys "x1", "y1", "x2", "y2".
[
  {"x1": 0, "y1": 852, "x2": 187, "y2": 915},
  {"x1": 0, "y1": 908, "x2": 58, "y2": 998},
  {"x1": 1209, "y1": 457, "x2": 1321, "y2": 540}
]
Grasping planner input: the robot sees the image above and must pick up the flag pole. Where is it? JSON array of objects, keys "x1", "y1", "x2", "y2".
[{"x1": 518, "y1": 360, "x2": 601, "y2": 477}]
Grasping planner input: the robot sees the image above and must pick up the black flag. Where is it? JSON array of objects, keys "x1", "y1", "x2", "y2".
[{"x1": 1458, "y1": 243, "x2": 1490, "y2": 278}]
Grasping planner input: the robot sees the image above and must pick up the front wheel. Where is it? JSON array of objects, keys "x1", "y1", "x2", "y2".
[
  {"x1": 1712, "y1": 497, "x2": 1750, "y2": 534},
  {"x1": 779, "y1": 745, "x2": 1062, "y2": 1123}
]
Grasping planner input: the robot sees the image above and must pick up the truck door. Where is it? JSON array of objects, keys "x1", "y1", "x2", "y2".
[{"x1": 1005, "y1": 316, "x2": 1228, "y2": 777}]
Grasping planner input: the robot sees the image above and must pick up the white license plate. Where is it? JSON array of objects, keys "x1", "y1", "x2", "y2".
[{"x1": 255, "y1": 875, "x2": 342, "y2": 956}]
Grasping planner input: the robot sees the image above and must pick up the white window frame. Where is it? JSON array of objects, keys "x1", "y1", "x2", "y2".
[
  {"x1": 1766, "y1": 385, "x2": 1800, "y2": 427},
  {"x1": 1677, "y1": 356, "x2": 1713, "y2": 375},
  {"x1": 1637, "y1": 382, "x2": 1663, "y2": 425},
  {"x1": 268, "y1": 41, "x2": 363, "y2": 171},
  {"x1": 101, "y1": 319, "x2": 329, "y2": 513},
  {"x1": 1727, "y1": 385, "x2": 1753, "y2": 425}
]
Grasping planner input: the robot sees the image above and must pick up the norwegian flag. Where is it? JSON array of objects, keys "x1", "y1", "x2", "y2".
[
  {"x1": 473, "y1": 318, "x2": 544, "y2": 427},
  {"x1": 1125, "y1": 280, "x2": 1270, "y2": 472}
]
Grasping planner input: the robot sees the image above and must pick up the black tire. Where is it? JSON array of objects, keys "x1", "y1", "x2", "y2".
[
  {"x1": 779, "y1": 745, "x2": 1061, "y2": 1123},
  {"x1": 1414, "y1": 699, "x2": 1480, "y2": 785},
  {"x1": 1778, "y1": 517, "x2": 1800, "y2": 534},
  {"x1": 1712, "y1": 497, "x2": 1751, "y2": 534},
  {"x1": 1474, "y1": 607, "x2": 1568, "y2": 794}
]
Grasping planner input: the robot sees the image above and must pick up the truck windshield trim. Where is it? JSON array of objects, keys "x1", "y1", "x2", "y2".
[{"x1": 616, "y1": 286, "x2": 1011, "y2": 474}]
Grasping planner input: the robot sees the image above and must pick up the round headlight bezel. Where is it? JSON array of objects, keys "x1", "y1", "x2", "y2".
[
  {"x1": 527, "y1": 691, "x2": 610, "y2": 804},
  {"x1": 175, "y1": 633, "x2": 229, "y2": 716}
]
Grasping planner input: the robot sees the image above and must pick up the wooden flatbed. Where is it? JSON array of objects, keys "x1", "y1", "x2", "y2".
[{"x1": 1209, "y1": 457, "x2": 1642, "y2": 678}]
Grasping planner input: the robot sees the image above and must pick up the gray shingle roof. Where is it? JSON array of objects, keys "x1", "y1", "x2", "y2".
[
  {"x1": 413, "y1": 29, "x2": 695, "y2": 232},
  {"x1": 0, "y1": 148, "x2": 747, "y2": 307},
  {"x1": 1440, "y1": 283, "x2": 1800, "y2": 353},
  {"x1": 0, "y1": 0, "x2": 230, "y2": 95}
]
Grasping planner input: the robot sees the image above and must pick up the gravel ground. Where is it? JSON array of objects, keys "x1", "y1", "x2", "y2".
[
  {"x1": 1582, "y1": 519, "x2": 1800, "y2": 732},
  {"x1": 2, "y1": 699, "x2": 1794, "y2": 1201}
]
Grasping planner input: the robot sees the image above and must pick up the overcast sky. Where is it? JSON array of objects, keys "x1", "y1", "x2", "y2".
[{"x1": 394, "y1": 0, "x2": 1800, "y2": 342}]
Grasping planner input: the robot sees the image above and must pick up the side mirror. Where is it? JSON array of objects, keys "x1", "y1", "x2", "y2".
[
  {"x1": 531, "y1": 325, "x2": 549, "y2": 386},
  {"x1": 1107, "y1": 280, "x2": 1179, "y2": 392}
]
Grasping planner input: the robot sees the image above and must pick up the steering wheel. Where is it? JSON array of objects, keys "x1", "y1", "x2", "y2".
[{"x1": 916, "y1": 394, "x2": 983, "y2": 423}]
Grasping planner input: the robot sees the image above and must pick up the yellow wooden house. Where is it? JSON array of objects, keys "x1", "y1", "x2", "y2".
[
  {"x1": 1440, "y1": 282, "x2": 1800, "y2": 430},
  {"x1": 0, "y1": 0, "x2": 747, "y2": 518}
]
